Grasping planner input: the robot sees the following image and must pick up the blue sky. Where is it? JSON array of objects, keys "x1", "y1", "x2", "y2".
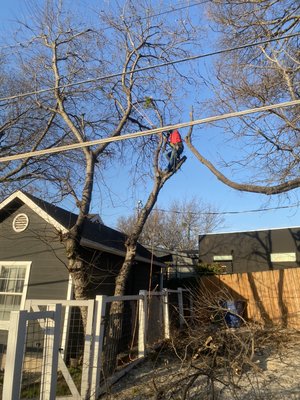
[{"x1": 1, "y1": 0, "x2": 300, "y2": 233}]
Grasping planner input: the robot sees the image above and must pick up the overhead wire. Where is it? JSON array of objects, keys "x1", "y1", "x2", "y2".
[
  {"x1": 0, "y1": 0, "x2": 208, "y2": 51},
  {"x1": 154, "y1": 202, "x2": 300, "y2": 216},
  {"x1": 1, "y1": 98, "x2": 300, "y2": 163},
  {"x1": 122, "y1": 0, "x2": 210, "y2": 22},
  {"x1": 0, "y1": 31, "x2": 299, "y2": 103}
]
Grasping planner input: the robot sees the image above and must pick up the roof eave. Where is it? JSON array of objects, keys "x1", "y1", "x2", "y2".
[{"x1": 80, "y1": 237, "x2": 166, "y2": 268}]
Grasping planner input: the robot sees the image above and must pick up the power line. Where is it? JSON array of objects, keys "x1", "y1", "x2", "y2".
[
  {"x1": 0, "y1": 0, "x2": 207, "y2": 51},
  {"x1": 0, "y1": 31, "x2": 299, "y2": 103},
  {"x1": 155, "y1": 202, "x2": 300, "y2": 216},
  {"x1": 1, "y1": 97, "x2": 300, "y2": 163},
  {"x1": 125, "y1": 0, "x2": 210, "y2": 22}
]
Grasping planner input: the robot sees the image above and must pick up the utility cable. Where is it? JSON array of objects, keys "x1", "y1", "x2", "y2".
[
  {"x1": 122, "y1": 0, "x2": 210, "y2": 23},
  {"x1": 0, "y1": 0, "x2": 207, "y2": 51},
  {"x1": 0, "y1": 31, "x2": 299, "y2": 103},
  {"x1": 1, "y1": 98, "x2": 300, "y2": 163},
  {"x1": 154, "y1": 202, "x2": 300, "y2": 216}
]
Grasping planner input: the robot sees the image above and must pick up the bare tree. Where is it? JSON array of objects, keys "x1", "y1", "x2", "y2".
[
  {"x1": 2, "y1": 0, "x2": 203, "y2": 322},
  {"x1": 103, "y1": 103, "x2": 190, "y2": 375},
  {"x1": 0, "y1": 66, "x2": 61, "y2": 197},
  {"x1": 117, "y1": 198, "x2": 224, "y2": 251},
  {"x1": 187, "y1": 1, "x2": 300, "y2": 195}
]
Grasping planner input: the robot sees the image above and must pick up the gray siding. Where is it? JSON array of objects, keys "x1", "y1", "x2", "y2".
[{"x1": 0, "y1": 203, "x2": 69, "y2": 300}]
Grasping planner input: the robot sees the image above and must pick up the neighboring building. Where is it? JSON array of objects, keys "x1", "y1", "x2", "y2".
[
  {"x1": 199, "y1": 227, "x2": 300, "y2": 274},
  {"x1": 167, "y1": 250, "x2": 199, "y2": 280},
  {"x1": 0, "y1": 190, "x2": 165, "y2": 332},
  {"x1": 145, "y1": 246, "x2": 199, "y2": 281}
]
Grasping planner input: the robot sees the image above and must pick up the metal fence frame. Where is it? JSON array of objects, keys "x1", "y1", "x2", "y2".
[
  {"x1": 2, "y1": 288, "x2": 191, "y2": 400},
  {"x1": 3, "y1": 304, "x2": 62, "y2": 400}
]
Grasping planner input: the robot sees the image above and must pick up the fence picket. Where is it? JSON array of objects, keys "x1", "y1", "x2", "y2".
[
  {"x1": 3, "y1": 311, "x2": 27, "y2": 399},
  {"x1": 90, "y1": 295, "x2": 107, "y2": 400},
  {"x1": 138, "y1": 291, "x2": 147, "y2": 358},
  {"x1": 40, "y1": 304, "x2": 62, "y2": 400},
  {"x1": 163, "y1": 289, "x2": 170, "y2": 339}
]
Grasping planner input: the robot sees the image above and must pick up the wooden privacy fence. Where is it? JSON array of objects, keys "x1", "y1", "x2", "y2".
[
  {"x1": 2, "y1": 288, "x2": 191, "y2": 400},
  {"x1": 199, "y1": 267, "x2": 300, "y2": 328}
]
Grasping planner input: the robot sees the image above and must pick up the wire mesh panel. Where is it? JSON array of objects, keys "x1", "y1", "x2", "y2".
[
  {"x1": 3, "y1": 307, "x2": 61, "y2": 400},
  {"x1": 65, "y1": 306, "x2": 85, "y2": 364},
  {"x1": 56, "y1": 304, "x2": 85, "y2": 398},
  {"x1": 0, "y1": 339, "x2": 7, "y2": 399},
  {"x1": 167, "y1": 290, "x2": 181, "y2": 328},
  {"x1": 147, "y1": 295, "x2": 164, "y2": 345},
  {"x1": 21, "y1": 318, "x2": 50, "y2": 399},
  {"x1": 101, "y1": 298, "x2": 140, "y2": 379},
  {"x1": 24, "y1": 300, "x2": 94, "y2": 399},
  {"x1": 182, "y1": 289, "x2": 192, "y2": 323}
]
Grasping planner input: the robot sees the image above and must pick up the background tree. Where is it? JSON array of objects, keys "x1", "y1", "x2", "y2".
[
  {"x1": 117, "y1": 197, "x2": 224, "y2": 251},
  {"x1": 187, "y1": 0, "x2": 300, "y2": 195}
]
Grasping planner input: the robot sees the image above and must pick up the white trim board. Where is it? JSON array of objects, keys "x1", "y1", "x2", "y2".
[
  {"x1": 0, "y1": 261, "x2": 31, "y2": 330},
  {"x1": 201, "y1": 225, "x2": 300, "y2": 236},
  {"x1": 0, "y1": 191, "x2": 68, "y2": 234}
]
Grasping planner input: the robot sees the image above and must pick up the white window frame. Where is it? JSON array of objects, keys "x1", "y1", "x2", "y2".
[
  {"x1": 213, "y1": 255, "x2": 233, "y2": 262},
  {"x1": 0, "y1": 261, "x2": 31, "y2": 330},
  {"x1": 270, "y1": 253, "x2": 296, "y2": 262}
]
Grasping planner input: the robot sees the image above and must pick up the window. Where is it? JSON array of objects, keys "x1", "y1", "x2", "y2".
[
  {"x1": 0, "y1": 262, "x2": 31, "y2": 327},
  {"x1": 270, "y1": 253, "x2": 296, "y2": 262},
  {"x1": 213, "y1": 255, "x2": 233, "y2": 262},
  {"x1": 213, "y1": 255, "x2": 233, "y2": 274}
]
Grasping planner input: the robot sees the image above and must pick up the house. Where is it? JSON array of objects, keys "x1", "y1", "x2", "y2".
[
  {"x1": 165, "y1": 250, "x2": 199, "y2": 280},
  {"x1": 145, "y1": 246, "x2": 199, "y2": 282},
  {"x1": 199, "y1": 227, "x2": 300, "y2": 274},
  {"x1": 0, "y1": 190, "x2": 165, "y2": 336}
]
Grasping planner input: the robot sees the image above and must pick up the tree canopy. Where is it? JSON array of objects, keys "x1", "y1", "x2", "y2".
[{"x1": 187, "y1": 0, "x2": 300, "y2": 195}]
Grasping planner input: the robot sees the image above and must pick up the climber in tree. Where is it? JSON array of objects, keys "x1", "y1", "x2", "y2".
[{"x1": 164, "y1": 129, "x2": 184, "y2": 172}]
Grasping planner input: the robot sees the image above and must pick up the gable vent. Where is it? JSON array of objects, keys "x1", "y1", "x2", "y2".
[{"x1": 12, "y1": 213, "x2": 29, "y2": 232}]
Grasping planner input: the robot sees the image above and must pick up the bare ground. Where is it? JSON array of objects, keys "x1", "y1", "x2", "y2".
[{"x1": 99, "y1": 329, "x2": 300, "y2": 400}]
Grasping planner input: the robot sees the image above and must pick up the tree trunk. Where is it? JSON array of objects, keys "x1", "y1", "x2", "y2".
[
  {"x1": 103, "y1": 167, "x2": 186, "y2": 377},
  {"x1": 69, "y1": 259, "x2": 89, "y2": 330},
  {"x1": 102, "y1": 242, "x2": 137, "y2": 376},
  {"x1": 64, "y1": 235, "x2": 90, "y2": 365}
]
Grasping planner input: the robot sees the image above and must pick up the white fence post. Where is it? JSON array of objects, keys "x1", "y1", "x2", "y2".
[
  {"x1": 162, "y1": 289, "x2": 170, "y2": 339},
  {"x1": 3, "y1": 311, "x2": 27, "y2": 400},
  {"x1": 81, "y1": 299, "x2": 95, "y2": 399},
  {"x1": 177, "y1": 287, "x2": 185, "y2": 328},
  {"x1": 138, "y1": 290, "x2": 147, "y2": 357},
  {"x1": 90, "y1": 295, "x2": 107, "y2": 400},
  {"x1": 40, "y1": 304, "x2": 62, "y2": 400}
]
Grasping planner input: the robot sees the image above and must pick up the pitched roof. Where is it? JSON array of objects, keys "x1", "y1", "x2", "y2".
[{"x1": 0, "y1": 190, "x2": 164, "y2": 266}]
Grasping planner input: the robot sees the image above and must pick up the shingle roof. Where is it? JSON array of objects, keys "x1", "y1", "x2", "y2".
[{"x1": 1, "y1": 191, "x2": 164, "y2": 265}]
